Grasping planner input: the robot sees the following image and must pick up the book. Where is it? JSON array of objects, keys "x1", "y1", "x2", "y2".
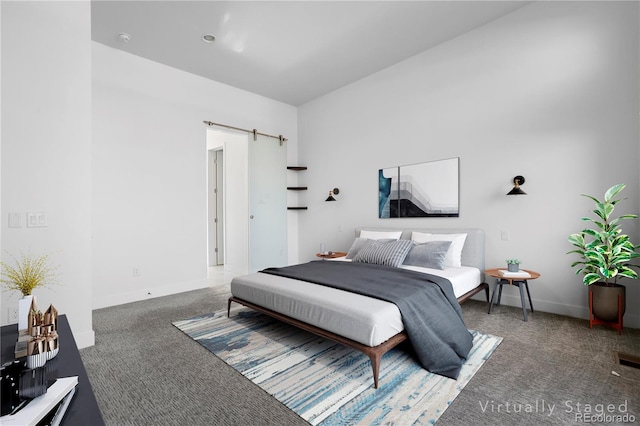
[
  {"x1": 39, "y1": 384, "x2": 76, "y2": 426},
  {"x1": 14, "y1": 340, "x2": 28, "y2": 359},
  {"x1": 0, "y1": 376, "x2": 78, "y2": 426},
  {"x1": 498, "y1": 269, "x2": 530, "y2": 278}
]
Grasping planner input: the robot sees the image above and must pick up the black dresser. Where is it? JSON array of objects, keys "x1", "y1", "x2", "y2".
[{"x1": 1, "y1": 314, "x2": 105, "y2": 425}]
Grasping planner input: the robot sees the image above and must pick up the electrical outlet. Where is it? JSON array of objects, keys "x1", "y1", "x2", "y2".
[
  {"x1": 132, "y1": 267, "x2": 140, "y2": 277},
  {"x1": 9, "y1": 307, "x2": 18, "y2": 322},
  {"x1": 501, "y1": 230, "x2": 509, "y2": 241}
]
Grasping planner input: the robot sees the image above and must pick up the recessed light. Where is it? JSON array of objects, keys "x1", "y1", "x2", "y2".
[
  {"x1": 117, "y1": 32, "x2": 131, "y2": 43},
  {"x1": 202, "y1": 34, "x2": 216, "y2": 43}
]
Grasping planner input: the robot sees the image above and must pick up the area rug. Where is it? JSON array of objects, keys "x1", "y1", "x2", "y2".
[{"x1": 173, "y1": 307, "x2": 502, "y2": 425}]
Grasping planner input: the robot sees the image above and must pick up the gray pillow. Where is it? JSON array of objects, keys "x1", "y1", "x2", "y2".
[
  {"x1": 402, "y1": 241, "x2": 452, "y2": 270},
  {"x1": 352, "y1": 239, "x2": 413, "y2": 268},
  {"x1": 345, "y1": 238, "x2": 393, "y2": 259}
]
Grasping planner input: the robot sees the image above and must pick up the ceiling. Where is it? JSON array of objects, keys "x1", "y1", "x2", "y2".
[{"x1": 91, "y1": 1, "x2": 531, "y2": 106}]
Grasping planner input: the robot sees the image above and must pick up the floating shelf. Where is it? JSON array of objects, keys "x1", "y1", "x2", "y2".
[{"x1": 288, "y1": 167, "x2": 307, "y2": 210}]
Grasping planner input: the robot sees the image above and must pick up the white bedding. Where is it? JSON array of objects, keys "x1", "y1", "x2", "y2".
[
  {"x1": 230, "y1": 260, "x2": 482, "y2": 347},
  {"x1": 331, "y1": 256, "x2": 482, "y2": 297}
]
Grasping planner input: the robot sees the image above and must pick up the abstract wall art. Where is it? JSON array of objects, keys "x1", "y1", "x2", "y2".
[{"x1": 378, "y1": 157, "x2": 459, "y2": 218}]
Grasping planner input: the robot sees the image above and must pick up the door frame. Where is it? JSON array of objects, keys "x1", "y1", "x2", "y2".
[{"x1": 207, "y1": 148, "x2": 224, "y2": 266}]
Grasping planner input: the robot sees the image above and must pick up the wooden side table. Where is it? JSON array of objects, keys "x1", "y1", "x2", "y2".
[
  {"x1": 485, "y1": 268, "x2": 540, "y2": 321},
  {"x1": 316, "y1": 251, "x2": 347, "y2": 259}
]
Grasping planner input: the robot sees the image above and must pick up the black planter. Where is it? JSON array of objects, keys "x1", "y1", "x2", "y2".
[{"x1": 590, "y1": 282, "x2": 626, "y2": 322}]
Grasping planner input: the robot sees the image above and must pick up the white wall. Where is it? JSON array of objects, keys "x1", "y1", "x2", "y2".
[
  {"x1": 2, "y1": 1, "x2": 636, "y2": 343},
  {"x1": 92, "y1": 43, "x2": 297, "y2": 308},
  {"x1": 298, "y1": 1, "x2": 640, "y2": 327},
  {"x1": 1, "y1": 1, "x2": 95, "y2": 347}
]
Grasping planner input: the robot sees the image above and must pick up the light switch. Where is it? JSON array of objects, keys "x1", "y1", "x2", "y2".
[
  {"x1": 26, "y1": 212, "x2": 48, "y2": 228},
  {"x1": 8, "y1": 213, "x2": 23, "y2": 228}
]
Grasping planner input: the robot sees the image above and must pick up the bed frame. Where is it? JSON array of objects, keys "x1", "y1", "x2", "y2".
[{"x1": 228, "y1": 228, "x2": 489, "y2": 389}]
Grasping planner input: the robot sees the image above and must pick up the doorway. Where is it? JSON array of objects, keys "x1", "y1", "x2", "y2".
[{"x1": 205, "y1": 126, "x2": 287, "y2": 275}]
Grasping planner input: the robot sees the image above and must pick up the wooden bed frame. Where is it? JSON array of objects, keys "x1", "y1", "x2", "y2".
[
  {"x1": 227, "y1": 283, "x2": 488, "y2": 389},
  {"x1": 228, "y1": 227, "x2": 489, "y2": 389}
]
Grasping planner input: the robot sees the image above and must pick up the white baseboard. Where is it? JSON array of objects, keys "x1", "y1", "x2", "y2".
[
  {"x1": 473, "y1": 292, "x2": 640, "y2": 329},
  {"x1": 92, "y1": 278, "x2": 210, "y2": 311}
]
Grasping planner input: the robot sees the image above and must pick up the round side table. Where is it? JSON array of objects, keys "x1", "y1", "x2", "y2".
[
  {"x1": 316, "y1": 251, "x2": 347, "y2": 259},
  {"x1": 485, "y1": 268, "x2": 540, "y2": 321}
]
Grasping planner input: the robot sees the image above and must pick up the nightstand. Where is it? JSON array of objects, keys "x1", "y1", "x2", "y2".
[
  {"x1": 316, "y1": 251, "x2": 347, "y2": 259},
  {"x1": 485, "y1": 268, "x2": 540, "y2": 321}
]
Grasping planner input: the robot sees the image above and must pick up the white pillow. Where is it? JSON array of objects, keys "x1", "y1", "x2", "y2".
[
  {"x1": 359, "y1": 230, "x2": 402, "y2": 240},
  {"x1": 411, "y1": 232, "x2": 467, "y2": 268}
]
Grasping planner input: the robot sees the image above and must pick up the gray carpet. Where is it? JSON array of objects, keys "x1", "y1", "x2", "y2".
[{"x1": 80, "y1": 285, "x2": 640, "y2": 425}]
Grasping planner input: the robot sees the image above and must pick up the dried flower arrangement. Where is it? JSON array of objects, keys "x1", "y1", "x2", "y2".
[{"x1": 0, "y1": 252, "x2": 59, "y2": 296}]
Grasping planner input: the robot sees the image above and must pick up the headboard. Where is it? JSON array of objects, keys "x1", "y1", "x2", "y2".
[{"x1": 355, "y1": 227, "x2": 485, "y2": 272}]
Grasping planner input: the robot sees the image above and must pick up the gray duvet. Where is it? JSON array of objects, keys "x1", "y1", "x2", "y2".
[{"x1": 261, "y1": 260, "x2": 473, "y2": 380}]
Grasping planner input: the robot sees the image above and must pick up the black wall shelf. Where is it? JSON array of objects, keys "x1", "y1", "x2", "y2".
[{"x1": 287, "y1": 166, "x2": 307, "y2": 210}]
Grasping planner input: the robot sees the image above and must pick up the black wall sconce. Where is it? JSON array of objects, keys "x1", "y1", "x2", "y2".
[
  {"x1": 325, "y1": 188, "x2": 340, "y2": 201},
  {"x1": 507, "y1": 176, "x2": 527, "y2": 195}
]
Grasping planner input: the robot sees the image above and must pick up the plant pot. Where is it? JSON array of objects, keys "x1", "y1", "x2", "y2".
[
  {"x1": 590, "y1": 282, "x2": 626, "y2": 322},
  {"x1": 507, "y1": 263, "x2": 519, "y2": 272}
]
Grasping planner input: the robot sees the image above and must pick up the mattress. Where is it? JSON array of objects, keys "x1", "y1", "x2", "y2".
[{"x1": 230, "y1": 261, "x2": 481, "y2": 347}]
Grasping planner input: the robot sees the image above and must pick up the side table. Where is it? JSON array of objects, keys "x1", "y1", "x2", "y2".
[
  {"x1": 485, "y1": 268, "x2": 540, "y2": 321},
  {"x1": 316, "y1": 251, "x2": 347, "y2": 259}
]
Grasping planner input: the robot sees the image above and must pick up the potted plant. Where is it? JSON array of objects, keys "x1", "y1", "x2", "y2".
[
  {"x1": 567, "y1": 184, "x2": 640, "y2": 326},
  {"x1": 0, "y1": 252, "x2": 59, "y2": 330},
  {"x1": 506, "y1": 259, "x2": 521, "y2": 272}
]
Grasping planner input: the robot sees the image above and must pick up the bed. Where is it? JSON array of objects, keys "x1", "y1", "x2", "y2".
[{"x1": 228, "y1": 228, "x2": 489, "y2": 388}]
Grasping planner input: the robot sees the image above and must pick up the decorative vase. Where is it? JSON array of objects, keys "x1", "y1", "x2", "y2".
[
  {"x1": 46, "y1": 347, "x2": 59, "y2": 361},
  {"x1": 45, "y1": 335, "x2": 59, "y2": 360},
  {"x1": 18, "y1": 295, "x2": 34, "y2": 331},
  {"x1": 507, "y1": 263, "x2": 519, "y2": 272},
  {"x1": 591, "y1": 283, "x2": 626, "y2": 322},
  {"x1": 26, "y1": 352, "x2": 47, "y2": 369}
]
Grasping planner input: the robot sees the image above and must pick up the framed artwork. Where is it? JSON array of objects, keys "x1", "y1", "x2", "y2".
[{"x1": 378, "y1": 157, "x2": 459, "y2": 218}]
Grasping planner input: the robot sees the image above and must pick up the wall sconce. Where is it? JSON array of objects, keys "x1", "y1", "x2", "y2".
[
  {"x1": 507, "y1": 176, "x2": 527, "y2": 195},
  {"x1": 325, "y1": 188, "x2": 340, "y2": 201}
]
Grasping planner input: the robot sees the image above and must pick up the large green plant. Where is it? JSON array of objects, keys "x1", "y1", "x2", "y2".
[{"x1": 568, "y1": 184, "x2": 640, "y2": 286}]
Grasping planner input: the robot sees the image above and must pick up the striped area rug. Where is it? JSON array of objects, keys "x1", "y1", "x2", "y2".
[{"x1": 173, "y1": 307, "x2": 502, "y2": 425}]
